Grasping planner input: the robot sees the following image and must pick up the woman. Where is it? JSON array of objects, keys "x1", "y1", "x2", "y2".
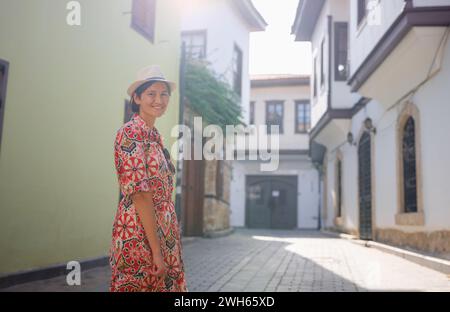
[{"x1": 109, "y1": 65, "x2": 188, "y2": 292}]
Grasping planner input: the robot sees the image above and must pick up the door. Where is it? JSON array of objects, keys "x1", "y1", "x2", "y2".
[
  {"x1": 246, "y1": 176, "x2": 297, "y2": 229},
  {"x1": 181, "y1": 141, "x2": 204, "y2": 237},
  {"x1": 358, "y1": 132, "x2": 372, "y2": 240}
]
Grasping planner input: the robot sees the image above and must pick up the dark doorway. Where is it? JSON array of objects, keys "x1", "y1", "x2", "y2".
[
  {"x1": 246, "y1": 175, "x2": 297, "y2": 229},
  {"x1": 358, "y1": 132, "x2": 372, "y2": 240}
]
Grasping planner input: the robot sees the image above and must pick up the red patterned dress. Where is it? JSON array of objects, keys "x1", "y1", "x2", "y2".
[{"x1": 109, "y1": 113, "x2": 188, "y2": 292}]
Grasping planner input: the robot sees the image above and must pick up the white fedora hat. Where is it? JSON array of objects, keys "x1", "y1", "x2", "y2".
[{"x1": 127, "y1": 65, "x2": 177, "y2": 96}]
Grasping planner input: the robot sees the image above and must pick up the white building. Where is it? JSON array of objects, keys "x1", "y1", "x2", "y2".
[
  {"x1": 179, "y1": 0, "x2": 267, "y2": 236},
  {"x1": 180, "y1": 0, "x2": 267, "y2": 118},
  {"x1": 292, "y1": 0, "x2": 450, "y2": 258},
  {"x1": 230, "y1": 75, "x2": 320, "y2": 230}
]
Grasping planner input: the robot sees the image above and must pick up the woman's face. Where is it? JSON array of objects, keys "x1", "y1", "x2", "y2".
[{"x1": 134, "y1": 82, "x2": 170, "y2": 118}]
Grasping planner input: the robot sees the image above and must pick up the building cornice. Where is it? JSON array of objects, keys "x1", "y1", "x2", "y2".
[
  {"x1": 309, "y1": 97, "x2": 370, "y2": 141},
  {"x1": 251, "y1": 75, "x2": 310, "y2": 88},
  {"x1": 232, "y1": 0, "x2": 268, "y2": 32},
  {"x1": 348, "y1": 4, "x2": 450, "y2": 92},
  {"x1": 291, "y1": 0, "x2": 326, "y2": 41}
]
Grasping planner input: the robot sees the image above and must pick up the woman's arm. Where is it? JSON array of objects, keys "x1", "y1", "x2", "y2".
[{"x1": 131, "y1": 191, "x2": 166, "y2": 276}]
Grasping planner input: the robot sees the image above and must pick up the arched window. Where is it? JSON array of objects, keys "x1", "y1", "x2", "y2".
[{"x1": 402, "y1": 117, "x2": 417, "y2": 213}]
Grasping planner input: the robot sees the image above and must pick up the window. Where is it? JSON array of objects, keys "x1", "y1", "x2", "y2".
[
  {"x1": 336, "y1": 159, "x2": 342, "y2": 217},
  {"x1": 395, "y1": 103, "x2": 423, "y2": 226},
  {"x1": 0, "y1": 60, "x2": 8, "y2": 152},
  {"x1": 131, "y1": 0, "x2": 157, "y2": 42},
  {"x1": 320, "y1": 39, "x2": 325, "y2": 87},
  {"x1": 124, "y1": 99, "x2": 133, "y2": 123},
  {"x1": 232, "y1": 44, "x2": 243, "y2": 97},
  {"x1": 249, "y1": 101, "x2": 255, "y2": 125},
  {"x1": 313, "y1": 56, "x2": 317, "y2": 98},
  {"x1": 357, "y1": 0, "x2": 368, "y2": 26},
  {"x1": 295, "y1": 100, "x2": 311, "y2": 133},
  {"x1": 266, "y1": 101, "x2": 284, "y2": 134},
  {"x1": 402, "y1": 117, "x2": 418, "y2": 213},
  {"x1": 334, "y1": 22, "x2": 348, "y2": 81},
  {"x1": 216, "y1": 160, "x2": 224, "y2": 200},
  {"x1": 181, "y1": 30, "x2": 207, "y2": 59}
]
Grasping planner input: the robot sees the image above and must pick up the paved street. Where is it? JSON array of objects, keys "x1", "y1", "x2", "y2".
[{"x1": 2, "y1": 228, "x2": 449, "y2": 292}]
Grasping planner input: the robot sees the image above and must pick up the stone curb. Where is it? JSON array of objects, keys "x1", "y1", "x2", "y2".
[
  {"x1": 321, "y1": 230, "x2": 450, "y2": 275},
  {"x1": 203, "y1": 227, "x2": 235, "y2": 239}
]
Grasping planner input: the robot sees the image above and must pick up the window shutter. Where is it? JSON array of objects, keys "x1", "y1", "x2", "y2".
[
  {"x1": 131, "y1": 0, "x2": 156, "y2": 42},
  {"x1": 320, "y1": 39, "x2": 325, "y2": 87},
  {"x1": 357, "y1": 0, "x2": 367, "y2": 26},
  {"x1": 233, "y1": 45, "x2": 243, "y2": 97},
  {"x1": 334, "y1": 22, "x2": 348, "y2": 81}
]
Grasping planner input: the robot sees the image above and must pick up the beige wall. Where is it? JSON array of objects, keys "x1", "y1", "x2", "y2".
[{"x1": 251, "y1": 84, "x2": 310, "y2": 150}]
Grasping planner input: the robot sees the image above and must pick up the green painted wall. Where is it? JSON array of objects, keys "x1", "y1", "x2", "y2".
[{"x1": 0, "y1": 0, "x2": 181, "y2": 275}]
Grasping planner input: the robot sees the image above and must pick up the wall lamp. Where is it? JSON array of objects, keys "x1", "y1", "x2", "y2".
[
  {"x1": 347, "y1": 132, "x2": 356, "y2": 146},
  {"x1": 364, "y1": 118, "x2": 377, "y2": 134}
]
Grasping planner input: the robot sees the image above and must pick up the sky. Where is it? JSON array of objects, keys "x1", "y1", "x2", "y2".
[{"x1": 249, "y1": 0, "x2": 311, "y2": 76}]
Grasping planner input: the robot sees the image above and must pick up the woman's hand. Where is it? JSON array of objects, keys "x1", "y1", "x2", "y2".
[{"x1": 151, "y1": 251, "x2": 166, "y2": 277}]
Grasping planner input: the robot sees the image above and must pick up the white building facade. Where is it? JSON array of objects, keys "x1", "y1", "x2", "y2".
[
  {"x1": 180, "y1": 0, "x2": 267, "y2": 117},
  {"x1": 230, "y1": 75, "x2": 320, "y2": 230},
  {"x1": 292, "y1": 0, "x2": 450, "y2": 258},
  {"x1": 179, "y1": 0, "x2": 267, "y2": 236}
]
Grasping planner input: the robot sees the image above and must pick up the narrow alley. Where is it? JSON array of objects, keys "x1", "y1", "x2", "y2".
[{"x1": 2, "y1": 229, "x2": 449, "y2": 292}]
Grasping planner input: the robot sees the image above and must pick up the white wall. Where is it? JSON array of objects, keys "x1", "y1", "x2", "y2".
[
  {"x1": 251, "y1": 84, "x2": 310, "y2": 150},
  {"x1": 319, "y1": 0, "x2": 450, "y2": 236},
  {"x1": 180, "y1": 0, "x2": 251, "y2": 123},
  {"x1": 310, "y1": 0, "x2": 355, "y2": 127},
  {"x1": 230, "y1": 158, "x2": 320, "y2": 229},
  {"x1": 408, "y1": 36, "x2": 450, "y2": 230},
  {"x1": 325, "y1": 36, "x2": 450, "y2": 233},
  {"x1": 349, "y1": 0, "x2": 405, "y2": 77},
  {"x1": 330, "y1": 0, "x2": 356, "y2": 110}
]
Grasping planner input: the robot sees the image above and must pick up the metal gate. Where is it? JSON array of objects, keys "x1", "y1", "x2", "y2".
[
  {"x1": 246, "y1": 175, "x2": 297, "y2": 229},
  {"x1": 358, "y1": 132, "x2": 372, "y2": 240}
]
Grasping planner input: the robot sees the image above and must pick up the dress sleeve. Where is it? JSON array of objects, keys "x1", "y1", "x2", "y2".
[{"x1": 114, "y1": 129, "x2": 152, "y2": 197}]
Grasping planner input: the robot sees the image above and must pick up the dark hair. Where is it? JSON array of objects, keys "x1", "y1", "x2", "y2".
[{"x1": 131, "y1": 80, "x2": 172, "y2": 113}]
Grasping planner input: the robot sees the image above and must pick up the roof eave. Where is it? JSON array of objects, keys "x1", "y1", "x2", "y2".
[
  {"x1": 291, "y1": 0, "x2": 326, "y2": 41},
  {"x1": 232, "y1": 0, "x2": 268, "y2": 32}
]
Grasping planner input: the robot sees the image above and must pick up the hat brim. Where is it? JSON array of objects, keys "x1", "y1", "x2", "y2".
[{"x1": 127, "y1": 78, "x2": 177, "y2": 96}]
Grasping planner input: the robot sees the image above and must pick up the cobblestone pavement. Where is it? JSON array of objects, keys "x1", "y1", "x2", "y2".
[{"x1": 2, "y1": 228, "x2": 449, "y2": 292}]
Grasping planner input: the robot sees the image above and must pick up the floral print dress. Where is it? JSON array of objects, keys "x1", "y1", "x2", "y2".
[{"x1": 109, "y1": 113, "x2": 188, "y2": 292}]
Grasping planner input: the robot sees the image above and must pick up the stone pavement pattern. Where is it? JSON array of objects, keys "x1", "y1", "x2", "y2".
[{"x1": 2, "y1": 229, "x2": 449, "y2": 292}]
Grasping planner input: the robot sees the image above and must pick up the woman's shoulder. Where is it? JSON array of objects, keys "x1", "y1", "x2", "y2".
[{"x1": 115, "y1": 119, "x2": 146, "y2": 144}]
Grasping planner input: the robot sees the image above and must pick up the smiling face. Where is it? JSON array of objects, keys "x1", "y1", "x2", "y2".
[{"x1": 133, "y1": 81, "x2": 170, "y2": 119}]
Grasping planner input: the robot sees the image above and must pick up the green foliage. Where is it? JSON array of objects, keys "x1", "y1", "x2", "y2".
[{"x1": 184, "y1": 59, "x2": 243, "y2": 130}]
